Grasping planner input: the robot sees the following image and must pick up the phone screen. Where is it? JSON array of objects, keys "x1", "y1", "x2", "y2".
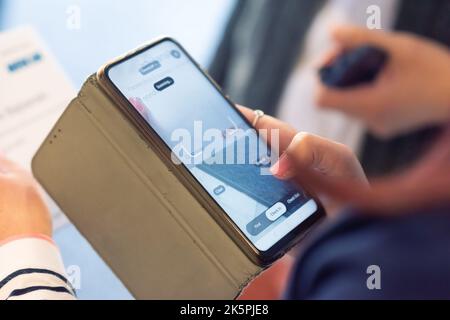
[{"x1": 106, "y1": 39, "x2": 319, "y2": 252}]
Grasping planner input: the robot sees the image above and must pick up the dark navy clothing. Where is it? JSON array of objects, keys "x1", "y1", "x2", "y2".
[{"x1": 286, "y1": 205, "x2": 450, "y2": 299}]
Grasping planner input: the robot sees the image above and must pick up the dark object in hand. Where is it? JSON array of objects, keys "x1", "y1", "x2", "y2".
[{"x1": 319, "y1": 45, "x2": 389, "y2": 88}]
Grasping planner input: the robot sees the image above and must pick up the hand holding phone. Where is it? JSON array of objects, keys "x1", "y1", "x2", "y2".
[{"x1": 97, "y1": 38, "x2": 324, "y2": 264}]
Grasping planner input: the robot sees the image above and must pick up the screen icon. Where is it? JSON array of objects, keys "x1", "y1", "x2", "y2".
[
  {"x1": 213, "y1": 185, "x2": 226, "y2": 196},
  {"x1": 154, "y1": 77, "x2": 174, "y2": 91},
  {"x1": 265, "y1": 202, "x2": 287, "y2": 221},
  {"x1": 170, "y1": 50, "x2": 181, "y2": 59},
  {"x1": 139, "y1": 60, "x2": 161, "y2": 75}
]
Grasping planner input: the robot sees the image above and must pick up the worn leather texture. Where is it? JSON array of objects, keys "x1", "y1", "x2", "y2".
[{"x1": 32, "y1": 74, "x2": 262, "y2": 299}]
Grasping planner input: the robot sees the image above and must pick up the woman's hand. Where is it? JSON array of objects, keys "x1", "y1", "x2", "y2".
[
  {"x1": 269, "y1": 132, "x2": 367, "y2": 184},
  {"x1": 239, "y1": 106, "x2": 368, "y2": 215},
  {"x1": 0, "y1": 155, "x2": 52, "y2": 242},
  {"x1": 240, "y1": 106, "x2": 450, "y2": 216},
  {"x1": 270, "y1": 132, "x2": 369, "y2": 216},
  {"x1": 315, "y1": 25, "x2": 450, "y2": 138}
]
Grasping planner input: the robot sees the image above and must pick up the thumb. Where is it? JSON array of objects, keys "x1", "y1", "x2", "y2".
[
  {"x1": 331, "y1": 24, "x2": 393, "y2": 50},
  {"x1": 270, "y1": 132, "x2": 366, "y2": 182}
]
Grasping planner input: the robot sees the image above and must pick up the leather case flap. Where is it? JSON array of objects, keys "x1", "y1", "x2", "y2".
[{"x1": 32, "y1": 75, "x2": 262, "y2": 299}]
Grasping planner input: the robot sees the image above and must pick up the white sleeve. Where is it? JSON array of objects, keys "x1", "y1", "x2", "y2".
[{"x1": 0, "y1": 237, "x2": 76, "y2": 300}]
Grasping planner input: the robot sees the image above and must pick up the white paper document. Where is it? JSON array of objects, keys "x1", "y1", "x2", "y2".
[{"x1": 0, "y1": 26, "x2": 75, "y2": 230}]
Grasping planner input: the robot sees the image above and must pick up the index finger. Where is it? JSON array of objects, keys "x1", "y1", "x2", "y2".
[
  {"x1": 237, "y1": 105, "x2": 298, "y2": 152},
  {"x1": 315, "y1": 80, "x2": 382, "y2": 117}
]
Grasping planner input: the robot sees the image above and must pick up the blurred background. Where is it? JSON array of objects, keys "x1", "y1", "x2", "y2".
[{"x1": 0, "y1": 0, "x2": 235, "y2": 86}]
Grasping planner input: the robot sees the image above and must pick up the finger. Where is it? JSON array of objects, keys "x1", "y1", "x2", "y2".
[
  {"x1": 270, "y1": 132, "x2": 325, "y2": 180},
  {"x1": 315, "y1": 26, "x2": 393, "y2": 115},
  {"x1": 275, "y1": 132, "x2": 365, "y2": 181},
  {"x1": 314, "y1": 45, "x2": 344, "y2": 68},
  {"x1": 331, "y1": 24, "x2": 393, "y2": 50},
  {"x1": 237, "y1": 105, "x2": 297, "y2": 152},
  {"x1": 286, "y1": 132, "x2": 342, "y2": 173},
  {"x1": 314, "y1": 80, "x2": 382, "y2": 117},
  {"x1": 291, "y1": 127, "x2": 450, "y2": 215}
]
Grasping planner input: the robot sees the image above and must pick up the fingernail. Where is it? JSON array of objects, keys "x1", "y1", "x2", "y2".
[{"x1": 270, "y1": 153, "x2": 294, "y2": 179}]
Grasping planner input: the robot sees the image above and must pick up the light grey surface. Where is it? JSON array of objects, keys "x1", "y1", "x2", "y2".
[{"x1": 2, "y1": 0, "x2": 235, "y2": 299}]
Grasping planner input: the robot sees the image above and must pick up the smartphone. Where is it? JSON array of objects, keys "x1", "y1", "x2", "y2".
[
  {"x1": 319, "y1": 45, "x2": 388, "y2": 88},
  {"x1": 97, "y1": 37, "x2": 325, "y2": 266}
]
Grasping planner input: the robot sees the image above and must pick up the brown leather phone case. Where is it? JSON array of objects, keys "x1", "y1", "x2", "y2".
[{"x1": 32, "y1": 75, "x2": 262, "y2": 299}]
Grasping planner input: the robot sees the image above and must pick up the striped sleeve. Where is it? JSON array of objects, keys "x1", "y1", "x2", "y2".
[{"x1": 0, "y1": 236, "x2": 76, "y2": 300}]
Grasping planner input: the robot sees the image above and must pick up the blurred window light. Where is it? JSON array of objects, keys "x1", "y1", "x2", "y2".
[{"x1": 1, "y1": 0, "x2": 236, "y2": 86}]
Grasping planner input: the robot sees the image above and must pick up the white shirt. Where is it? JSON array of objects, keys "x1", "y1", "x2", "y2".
[
  {"x1": 277, "y1": 0, "x2": 400, "y2": 152},
  {"x1": 0, "y1": 236, "x2": 75, "y2": 300}
]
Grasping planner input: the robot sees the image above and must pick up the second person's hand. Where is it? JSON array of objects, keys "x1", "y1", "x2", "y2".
[
  {"x1": 0, "y1": 156, "x2": 52, "y2": 243},
  {"x1": 315, "y1": 25, "x2": 450, "y2": 138}
]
